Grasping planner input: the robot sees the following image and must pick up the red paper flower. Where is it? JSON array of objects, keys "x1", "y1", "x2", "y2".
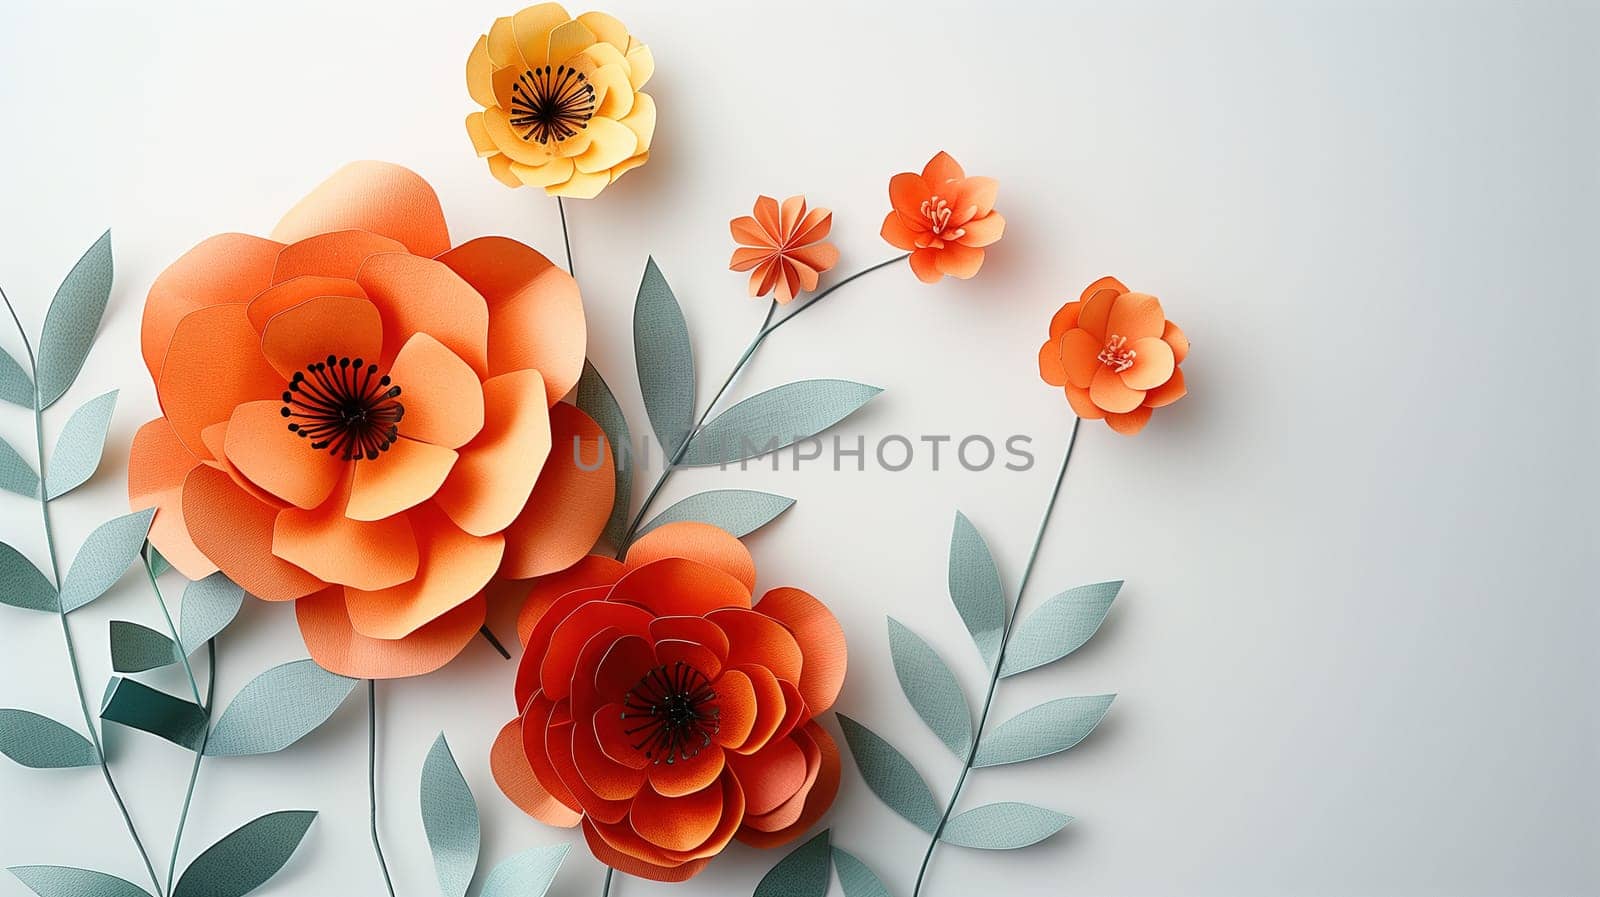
[{"x1": 491, "y1": 523, "x2": 846, "y2": 881}]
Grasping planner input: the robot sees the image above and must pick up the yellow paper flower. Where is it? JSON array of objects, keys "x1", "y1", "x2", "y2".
[{"x1": 465, "y1": 4, "x2": 655, "y2": 198}]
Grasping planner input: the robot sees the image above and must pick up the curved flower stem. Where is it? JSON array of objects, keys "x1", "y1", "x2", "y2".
[
  {"x1": 612, "y1": 253, "x2": 910, "y2": 556},
  {"x1": 557, "y1": 196, "x2": 576, "y2": 279},
  {"x1": 911, "y1": 416, "x2": 1082, "y2": 897},
  {"x1": 143, "y1": 552, "x2": 214, "y2": 892},
  {"x1": 2, "y1": 285, "x2": 165, "y2": 896},
  {"x1": 600, "y1": 865, "x2": 615, "y2": 897},
  {"x1": 368, "y1": 679, "x2": 398, "y2": 897}
]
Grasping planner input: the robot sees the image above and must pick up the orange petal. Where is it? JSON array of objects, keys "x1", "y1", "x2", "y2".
[
  {"x1": 1079, "y1": 275, "x2": 1128, "y2": 303},
  {"x1": 880, "y1": 211, "x2": 921, "y2": 252},
  {"x1": 542, "y1": 602, "x2": 653, "y2": 700},
  {"x1": 1122, "y1": 337, "x2": 1175, "y2": 390},
  {"x1": 1144, "y1": 367, "x2": 1187, "y2": 408},
  {"x1": 786, "y1": 243, "x2": 839, "y2": 274},
  {"x1": 726, "y1": 734, "x2": 806, "y2": 816},
  {"x1": 181, "y1": 465, "x2": 324, "y2": 601},
  {"x1": 735, "y1": 721, "x2": 840, "y2": 849},
  {"x1": 594, "y1": 703, "x2": 651, "y2": 770},
  {"x1": 752, "y1": 196, "x2": 782, "y2": 240},
  {"x1": 649, "y1": 616, "x2": 730, "y2": 661},
  {"x1": 707, "y1": 608, "x2": 802, "y2": 682},
  {"x1": 347, "y1": 437, "x2": 458, "y2": 521},
  {"x1": 356, "y1": 253, "x2": 490, "y2": 377},
  {"x1": 1059, "y1": 329, "x2": 1103, "y2": 389},
  {"x1": 517, "y1": 555, "x2": 626, "y2": 645},
  {"x1": 624, "y1": 521, "x2": 756, "y2": 593},
  {"x1": 499, "y1": 404, "x2": 613, "y2": 579},
  {"x1": 572, "y1": 707, "x2": 649, "y2": 801},
  {"x1": 729, "y1": 216, "x2": 771, "y2": 250},
  {"x1": 272, "y1": 231, "x2": 408, "y2": 283},
  {"x1": 1106, "y1": 406, "x2": 1154, "y2": 436},
  {"x1": 516, "y1": 585, "x2": 618, "y2": 710},
  {"x1": 1107, "y1": 292, "x2": 1166, "y2": 341},
  {"x1": 259, "y1": 295, "x2": 384, "y2": 381},
  {"x1": 790, "y1": 206, "x2": 833, "y2": 247},
  {"x1": 1076, "y1": 286, "x2": 1122, "y2": 341},
  {"x1": 157, "y1": 303, "x2": 281, "y2": 457},
  {"x1": 128, "y1": 418, "x2": 216, "y2": 580},
  {"x1": 201, "y1": 422, "x2": 286, "y2": 509},
  {"x1": 1064, "y1": 384, "x2": 1105, "y2": 420},
  {"x1": 959, "y1": 210, "x2": 1005, "y2": 247},
  {"x1": 592, "y1": 635, "x2": 656, "y2": 706},
  {"x1": 1049, "y1": 300, "x2": 1081, "y2": 339},
  {"x1": 342, "y1": 504, "x2": 503, "y2": 639},
  {"x1": 272, "y1": 478, "x2": 419, "y2": 590},
  {"x1": 753, "y1": 588, "x2": 846, "y2": 716},
  {"x1": 582, "y1": 818, "x2": 710, "y2": 883},
  {"x1": 630, "y1": 780, "x2": 724, "y2": 853},
  {"x1": 951, "y1": 177, "x2": 999, "y2": 219},
  {"x1": 730, "y1": 663, "x2": 786, "y2": 755},
  {"x1": 1163, "y1": 319, "x2": 1190, "y2": 364},
  {"x1": 611, "y1": 559, "x2": 752, "y2": 618},
  {"x1": 713, "y1": 669, "x2": 757, "y2": 748},
  {"x1": 1038, "y1": 338, "x2": 1068, "y2": 387},
  {"x1": 1090, "y1": 366, "x2": 1146, "y2": 414},
  {"x1": 223, "y1": 401, "x2": 344, "y2": 510},
  {"x1": 296, "y1": 587, "x2": 485, "y2": 679},
  {"x1": 921, "y1": 151, "x2": 965, "y2": 184},
  {"x1": 246, "y1": 275, "x2": 367, "y2": 332},
  {"x1": 888, "y1": 173, "x2": 932, "y2": 215},
  {"x1": 934, "y1": 243, "x2": 985, "y2": 279},
  {"x1": 653, "y1": 640, "x2": 722, "y2": 681},
  {"x1": 521, "y1": 696, "x2": 584, "y2": 813},
  {"x1": 647, "y1": 744, "x2": 725, "y2": 798},
  {"x1": 271, "y1": 161, "x2": 450, "y2": 258},
  {"x1": 142, "y1": 234, "x2": 282, "y2": 380},
  {"x1": 436, "y1": 236, "x2": 585, "y2": 398},
  {"x1": 433, "y1": 369, "x2": 552, "y2": 537},
  {"x1": 730, "y1": 248, "x2": 772, "y2": 273},
  {"x1": 492, "y1": 717, "x2": 582, "y2": 826},
  {"x1": 908, "y1": 249, "x2": 941, "y2": 283},
  {"x1": 547, "y1": 701, "x2": 630, "y2": 824},
  {"x1": 777, "y1": 196, "x2": 806, "y2": 240},
  {"x1": 387, "y1": 332, "x2": 484, "y2": 449}
]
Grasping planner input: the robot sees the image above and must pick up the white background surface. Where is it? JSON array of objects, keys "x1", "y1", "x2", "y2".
[{"x1": 1, "y1": 1, "x2": 1596, "y2": 895}]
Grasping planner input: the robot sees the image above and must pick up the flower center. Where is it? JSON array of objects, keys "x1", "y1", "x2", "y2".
[
  {"x1": 621, "y1": 662, "x2": 720, "y2": 765},
  {"x1": 509, "y1": 64, "x2": 596, "y2": 145},
  {"x1": 279, "y1": 355, "x2": 404, "y2": 461},
  {"x1": 920, "y1": 195, "x2": 964, "y2": 239},
  {"x1": 1097, "y1": 334, "x2": 1137, "y2": 373}
]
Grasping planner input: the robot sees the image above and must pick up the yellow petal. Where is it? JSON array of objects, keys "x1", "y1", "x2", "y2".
[
  {"x1": 487, "y1": 154, "x2": 523, "y2": 189},
  {"x1": 590, "y1": 63, "x2": 634, "y2": 119},
  {"x1": 465, "y1": 112, "x2": 495, "y2": 157},
  {"x1": 513, "y1": 3, "x2": 571, "y2": 68},
  {"x1": 486, "y1": 16, "x2": 519, "y2": 67},
  {"x1": 549, "y1": 169, "x2": 609, "y2": 199},
  {"x1": 580, "y1": 40, "x2": 627, "y2": 70},
  {"x1": 484, "y1": 107, "x2": 557, "y2": 166},
  {"x1": 609, "y1": 151, "x2": 649, "y2": 182},
  {"x1": 619, "y1": 92, "x2": 656, "y2": 151},
  {"x1": 466, "y1": 36, "x2": 497, "y2": 108},
  {"x1": 546, "y1": 19, "x2": 597, "y2": 67},
  {"x1": 625, "y1": 43, "x2": 654, "y2": 90},
  {"x1": 577, "y1": 11, "x2": 629, "y2": 50},
  {"x1": 573, "y1": 116, "x2": 638, "y2": 174},
  {"x1": 511, "y1": 155, "x2": 575, "y2": 188}
]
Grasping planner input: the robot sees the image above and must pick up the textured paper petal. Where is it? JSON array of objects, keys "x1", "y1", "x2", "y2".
[
  {"x1": 887, "y1": 617, "x2": 973, "y2": 757},
  {"x1": 0, "y1": 542, "x2": 57, "y2": 612},
  {"x1": 1001, "y1": 581, "x2": 1120, "y2": 677},
  {"x1": 7, "y1": 866, "x2": 152, "y2": 897},
  {"x1": 204, "y1": 659, "x2": 357, "y2": 756},
  {"x1": 634, "y1": 258, "x2": 695, "y2": 456},
  {"x1": 272, "y1": 482, "x2": 419, "y2": 591},
  {"x1": 380, "y1": 334, "x2": 484, "y2": 451},
  {"x1": 343, "y1": 505, "x2": 502, "y2": 639},
  {"x1": 36, "y1": 231, "x2": 113, "y2": 409},
  {"x1": 575, "y1": 361, "x2": 632, "y2": 547},
  {"x1": 157, "y1": 303, "x2": 280, "y2": 456},
  {"x1": 1059, "y1": 329, "x2": 1103, "y2": 390},
  {"x1": 181, "y1": 466, "x2": 323, "y2": 602},
  {"x1": 630, "y1": 780, "x2": 724, "y2": 852},
  {"x1": 710, "y1": 608, "x2": 803, "y2": 681},
  {"x1": 45, "y1": 390, "x2": 117, "y2": 499},
  {"x1": 836, "y1": 714, "x2": 940, "y2": 833},
  {"x1": 99, "y1": 676, "x2": 206, "y2": 750},
  {"x1": 478, "y1": 845, "x2": 569, "y2": 897},
  {"x1": 680, "y1": 380, "x2": 882, "y2": 467},
  {"x1": 638, "y1": 489, "x2": 794, "y2": 539},
  {"x1": 831, "y1": 847, "x2": 892, "y2": 897},
  {"x1": 728, "y1": 735, "x2": 807, "y2": 816},
  {"x1": 178, "y1": 573, "x2": 245, "y2": 655},
  {"x1": 1122, "y1": 336, "x2": 1176, "y2": 390},
  {"x1": 614, "y1": 559, "x2": 752, "y2": 618},
  {"x1": 59, "y1": 509, "x2": 155, "y2": 613},
  {"x1": 224, "y1": 401, "x2": 343, "y2": 510},
  {"x1": 948, "y1": 512, "x2": 1005, "y2": 669},
  {"x1": 1163, "y1": 319, "x2": 1190, "y2": 364},
  {"x1": 347, "y1": 437, "x2": 459, "y2": 522},
  {"x1": 1038, "y1": 338, "x2": 1068, "y2": 387},
  {"x1": 433, "y1": 370, "x2": 551, "y2": 537},
  {"x1": 753, "y1": 830, "x2": 830, "y2": 897},
  {"x1": 1107, "y1": 292, "x2": 1166, "y2": 342},
  {"x1": 296, "y1": 588, "x2": 485, "y2": 679},
  {"x1": 516, "y1": 555, "x2": 626, "y2": 647},
  {"x1": 272, "y1": 162, "x2": 449, "y2": 258},
  {"x1": 730, "y1": 664, "x2": 786, "y2": 754},
  {"x1": 436, "y1": 236, "x2": 585, "y2": 399},
  {"x1": 933, "y1": 243, "x2": 985, "y2": 279},
  {"x1": 938, "y1": 803, "x2": 1071, "y2": 850},
  {"x1": 973, "y1": 695, "x2": 1116, "y2": 768},
  {"x1": 271, "y1": 231, "x2": 406, "y2": 283},
  {"x1": 491, "y1": 718, "x2": 582, "y2": 827},
  {"x1": 1144, "y1": 366, "x2": 1187, "y2": 408},
  {"x1": 581, "y1": 817, "x2": 709, "y2": 882},
  {"x1": 624, "y1": 521, "x2": 756, "y2": 593},
  {"x1": 737, "y1": 721, "x2": 840, "y2": 848},
  {"x1": 356, "y1": 252, "x2": 490, "y2": 377},
  {"x1": 109, "y1": 621, "x2": 177, "y2": 673},
  {"x1": 170, "y1": 810, "x2": 317, "y2": 897},
  {"x1": 258, "y1": 294, "x2": 383, "y2": 381},
  {"x1": 499, "y1": 403, "x2": 613, "y2": 579},
  {"x1": 0, "y1": 710, "x2": 96, "y2": 768},
  {"x1": 421, "y1": 734, "x2": 480, "y2": 897},
  {"x1": 128, "y1": 418, "x2": 216, "y2": 581},
  {"x1": 1090, "y1": 366, "x2": 1145, "y2": 414},
  {"x1": 1106, "y1": 406, "x2": 1154, "y2": 435}
]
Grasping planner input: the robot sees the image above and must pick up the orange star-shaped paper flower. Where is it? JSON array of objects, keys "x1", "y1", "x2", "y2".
[
  {"x1": 728, "y1": 195, "x2": 840, "y2": 304},
  {"x1": 881, "y1": 151, "x2": 1005, "y2": 283}
]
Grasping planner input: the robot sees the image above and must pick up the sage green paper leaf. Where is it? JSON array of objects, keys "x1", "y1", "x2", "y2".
[
  {"x1": 206, "y1": 659, "x2": 357, "y2": 756},
  {"x1": 109, "y1": 620, "x2": 178, "y2": 673},
  {"x1": 1000, "y1": 581, "x2": 1121, "y2": 678},
  {"x1": 421, "y1": 733, "x2": 480, "y2": 897},
  {"x1": 0, "y1": 709, "x2": 97, "y2": 768},
  {"x1": 36, "y1": 231, "x2": 113, "y2": 410},
  {"x1": 639, "y1": 489, "x2": 794, "y2": 539},
  {"x1": 178, "y1": 573, "x2": 244, "y2": 655},
  {"x1": 887, "y1": 617, "x2": 972, "y2": 758},
  {"x1": 576, "y1": 360, "x2": 633, "y2": 547},
  {"x1": 45, "y1": 390, "x2": 117, "y2": 499},
  {"x1": 634, "y1": 257, "x2": 695, "y2": 458},
  {"x1": 0, "y1": 436, "x2": 39, "y2": 498},
  {"x1": 0, "y1": 348, "x2": 33, "y2": 409},
  {"x1": 145, "y1": 546, "x2": 171, "y2": 578},
  {"x1": 171, "y1": 809, "x2": 316, "y2": 897},
  {"x1": 939, "y1": 802, "x2": 1072, "y2": 849},
  {"x1": 100, "y1": 677, "x2": 207, "y2": 751},
  {"x1": 9, "y1": 865, "x2": 151, "y2": 897},
  {"x1": 973, "y1": 695, "x2": 1116, "y2": 768},
  {"x1": 831, "y1": 847, "x2": 891, "y2": 897},
  {"x1": 949, "y1": 512, "x2": 1005, "y2": 670},
  {"x1": 0, "y1": 542, "x2": 57, "y2": 612},
  {"x1": 680, "y1": 379, "x2": 883, "y2": 467},
  {"x1": 754, "y1": 829, "x2": 830, "y2": 897},
  {"x1": 836, "y1": 714, "x2": 941, "y2": 833},
  {"x1": 478, "y1": 844, "x2": 569, "y2": 897},
  {"x1": 59, "y1": 509, "x2": 156, "y2": 613}
]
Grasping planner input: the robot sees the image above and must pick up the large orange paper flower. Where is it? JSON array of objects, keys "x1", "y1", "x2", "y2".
[
  {"x1": 465, "y1": 4, "x2": 655, "y2": 198},
  {"x1": 1038, "y1": 276, "x2": 1189, "y2": 435},
  {"x1": 491, "y1": 523, "x2": 845, "y2": 882},
  {"x1": 728, "y1": 195, "x2": 840, "y2": 304},
  {"x1": 129, "y1": 161, "x2": 615, "y2": 678},
  {"x1": 881, "y1": 151, "x2": 1005, "y2": 283}
]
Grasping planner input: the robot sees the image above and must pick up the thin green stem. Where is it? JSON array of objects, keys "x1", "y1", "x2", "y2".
[
  {"x1": 612, "y1": 254, "x2": 909, "y2": 555},
  {"x1": 3, "y1": 285, "x2": 165, "y2": 896},
  {"x1": 912, "y1": 416, "x2": 1083, "y2": 897},
  {"x1": 600, "y1": 865, "x2": 615, "y2": 897},
  {"x1": 144, "y1": 552, "x2": 212, "y2": 891},
  {"x1": 368, "y1": 679, "x2": 398, "y2": 897},
  {"x1": 557, "y1": 196, "x2": 575, "y2": 278}
]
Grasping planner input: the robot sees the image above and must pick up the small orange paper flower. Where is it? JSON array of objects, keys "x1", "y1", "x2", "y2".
[
  {"x1": 465, "y1": 4, "x2": 655, "y2": 198},
  {"x1": 129, "y1": 161, "x2": 615, "y2": 678},
  {"x1": 729, "y1": 196, "x2": 840, "y2": 304},
  {"x1": 881, "y1": 151, "x2": 1005, "y2": 283},
  {"x1": 1039, "y1": 276, "x2": 1189, "y2": 435},
  {"x1": 491, "y1": 523, "x2": 845, "y2": 882}
]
